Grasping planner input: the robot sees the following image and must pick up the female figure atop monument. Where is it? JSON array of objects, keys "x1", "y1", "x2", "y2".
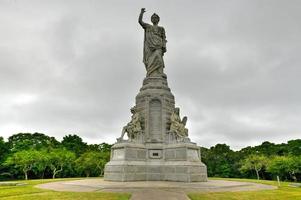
[{"x1": 139, "y1": 8, "x2": 167, "y2": 77}]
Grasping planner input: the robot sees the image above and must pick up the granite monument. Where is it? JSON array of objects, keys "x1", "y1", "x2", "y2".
[{"x1": 104, "y1": 8, "x2": 207, "y2": 182}]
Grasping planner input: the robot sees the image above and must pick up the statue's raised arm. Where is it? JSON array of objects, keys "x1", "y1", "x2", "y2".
[{"x1": 138, "y1": 8, "x2": 148, "y2": 28}]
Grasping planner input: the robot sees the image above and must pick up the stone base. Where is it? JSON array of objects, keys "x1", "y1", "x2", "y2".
[
  {"x1": 105, "y1": 161, "x2": 207, "y2": 182},
  {"x1": 104, "y1": 142, "x2": 208, "y2": 182}
]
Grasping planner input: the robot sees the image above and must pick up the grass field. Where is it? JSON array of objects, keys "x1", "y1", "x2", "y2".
[
  {"x1": 0, "y1": 178, "x2": 130, "y2": 200},
  {"x1": 0, "y1": 178, "x2": 300, "y2": 200},
  {"x1": 189, "y1": 178, "x2": 301, "y2": 200}
]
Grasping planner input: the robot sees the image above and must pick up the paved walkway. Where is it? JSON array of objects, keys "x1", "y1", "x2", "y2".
[{"x1": 36, "y1": 179, "x2": 276, "y2": 200}]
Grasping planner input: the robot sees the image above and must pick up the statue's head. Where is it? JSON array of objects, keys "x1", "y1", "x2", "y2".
[
  {"x1": 151, "y1": 13, "x2": 160, "y2": 25},
  {"x1": 174, "y1": 107, "x2": 180, "y2": 114}
]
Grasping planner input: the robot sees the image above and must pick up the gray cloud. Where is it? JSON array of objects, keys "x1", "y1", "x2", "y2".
[{"x1": 0, "y1": 0, "x2": 300, "y2": 149}]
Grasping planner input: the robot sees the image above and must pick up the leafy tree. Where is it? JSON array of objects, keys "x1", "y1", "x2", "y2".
[
  {"x1": 239, "y1": 141, "x2": 285, "y2": 157},
  {"x1": 87, "y1": 144, "x2": 101, "y2": 152},
  {"x1": 0, "y1": 137, "x2": 8, "y2": 161},
  {"x1": 75, "y1": 150, "x2": 110, "y2": 177},
  {"x1": 0, "y1": 137, "x2": 10, "y2": 180},
  {"x1": 4, "y1": 150, "x2": 40, "y2": 180},
  {"x1": 240, "y1": 154, "x2": 269, "y2": 180},
  {"x1": 267, "y1": 156, "x2": 290, "y2": 181},
  {"x1": 33, "y1": 150, "x2": 50, "y2": 179},
  {"x1": 254, "y1": 141, "x2": 277, "y2": 156},
  {"x1": 201, "y1": 144, "x2": 240, "y2": 178},
  {"x1": 97, "y1": 151, "x2": 111, "y2": 176},
  {"x1": 61, "y1": 134, "x2": 87, "y2": 156},
  {"x1": 75, "y1": 152, "x2": 99, "y2": 177},
  {"x1": 49, "y1": 148, "x2": 75, "y2": 179},
  {"x1": 239, "y1": 146, "x2": 254, "y2": 157},
  {"x1": 268, "y1": 156, "x2": 301, "y2": 182},
  {"x1": 8, "y1": 133, "x2": 59, "y2": 152},
  {"x1": 75, "y1": 151, "x2": 97, "y2": 177},
  {"x1": 98, "y1": 143, "x2": 112, "y2": 152},
  {"x1": 287, "y1": 140, "x2": 301, "y2": 156}
]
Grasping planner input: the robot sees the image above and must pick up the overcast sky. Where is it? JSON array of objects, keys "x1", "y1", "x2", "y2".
[{"x1": 0, "y1": 0, "x2": 300, "y2": 150}]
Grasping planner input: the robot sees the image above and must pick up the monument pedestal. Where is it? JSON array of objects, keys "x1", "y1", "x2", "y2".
[
  {"x1": 104, "y1": 142, "x2": 207, "y2": 182},
  {"x1": 105, "y1": 76, "x2": 207, "y2": 182}
]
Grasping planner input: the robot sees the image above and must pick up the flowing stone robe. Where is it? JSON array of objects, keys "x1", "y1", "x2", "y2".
[{"x1": 139, "y1": 20, "x2": 167, "y2": 77}]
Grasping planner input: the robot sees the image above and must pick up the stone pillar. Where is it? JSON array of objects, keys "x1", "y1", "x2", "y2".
[{"x1": 135, "y1": 76, "x2": 175, "y2": 143}]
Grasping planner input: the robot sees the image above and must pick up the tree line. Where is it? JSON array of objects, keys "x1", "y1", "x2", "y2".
[
  {"x1": 201, "y1": 140, "x2": 301, "y2": 182},
  {"x1": 0, "y1": 133, "x2": 111, "y2": 180},
  {"x1": 0, "y1": 133, "x2": 300, "y2": 182}
]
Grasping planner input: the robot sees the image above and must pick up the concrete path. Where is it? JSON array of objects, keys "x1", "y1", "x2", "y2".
[
  {"x1": 36, "y1": 179, "x2": 276, "y2": 200},
  {"x1": 130, "y1": 189, "x2": 189, "y2": 200}
]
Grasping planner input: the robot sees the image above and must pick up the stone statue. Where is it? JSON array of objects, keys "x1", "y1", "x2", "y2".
[
  {"x1": 139, "y1": 8, "x2": 167, "y2": 77},
  {"x1": 170, "y1": 107, "x2": 188, "y2": 138},
  {"x1": 104, "y1": 9, "x2": 208, "y2": 182},
  {"x1": 118, "y1": 106, "x2": 142, "y2": 141}
]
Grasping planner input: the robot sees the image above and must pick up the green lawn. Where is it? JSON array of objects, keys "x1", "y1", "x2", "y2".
[
  {"x1": 1, "y1": 178, "x2": 300, "y2": 200},
  {"x1": 189, "y1": 178, "x2": 301, "y2": 200},
  {"x1": 0, "y1": 178, "x2": 130, "y2": 200}
]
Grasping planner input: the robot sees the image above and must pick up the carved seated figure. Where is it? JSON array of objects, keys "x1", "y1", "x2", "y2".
[
  {"x1": 118, "y1": 106, "x2": 142, "y2": 141},
  {"x1": 170, "y1": 107, "x2": 188, "y2": 139}
]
